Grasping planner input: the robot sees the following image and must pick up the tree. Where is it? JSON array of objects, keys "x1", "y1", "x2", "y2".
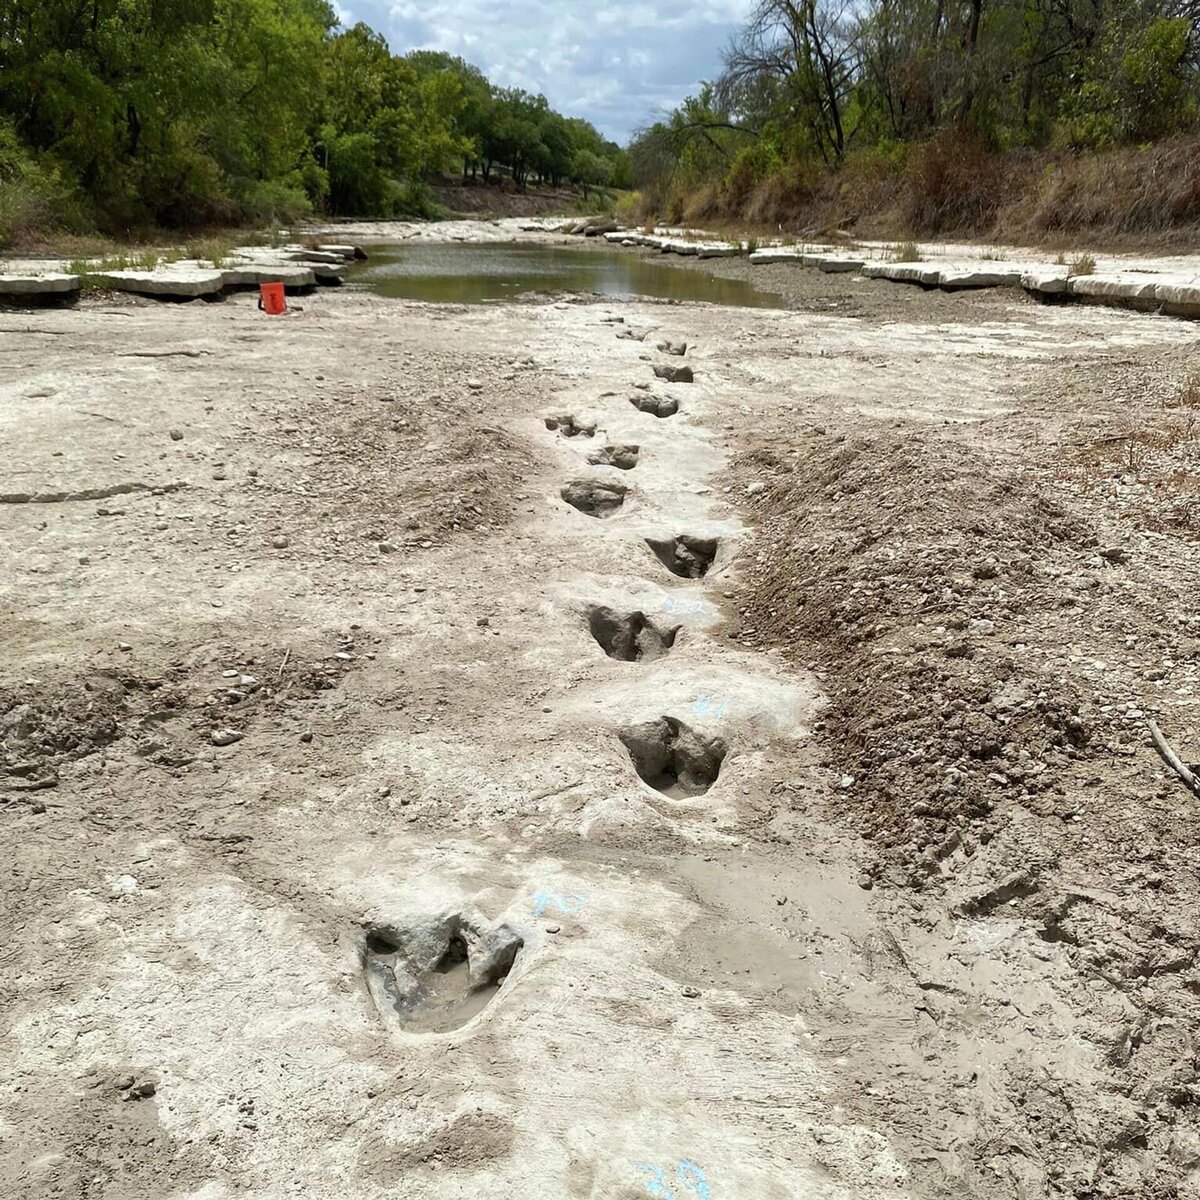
[{"x1": 571, "y1": 148, "x2": 612, "y2": 198}]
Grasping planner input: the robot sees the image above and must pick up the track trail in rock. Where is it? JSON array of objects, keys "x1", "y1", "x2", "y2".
[{"x1": 2, "y1": 284, "x2": 999, "y2": 1200}]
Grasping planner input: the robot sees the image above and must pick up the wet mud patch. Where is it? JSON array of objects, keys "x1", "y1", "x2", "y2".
[
  {"x1": 588, "y1": 444, "x2": 640, "y2": 470},
  {"x1": 646, "y1": 535, "x2": 719, "y2": 578},
  {"x1": 561, "y1": 480, "x2": 628, "y2": 518},
  {"x1": 629, "y1": 395, "x2": 679, "y2": 419},
  {"x1": 587, "y1": 606, "x2": 679, "y2": 662},
  {"x1": 620, "y1": 716, "x2": 727, "y2": 798},
  {"x1": 544, "y1": 414, "x2": 596, "y2": 438},
  {"x1": 362, "y1": 914, "x2": 523, "y2": 1034}
]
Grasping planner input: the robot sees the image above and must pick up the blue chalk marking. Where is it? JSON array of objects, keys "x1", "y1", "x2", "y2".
[
  {"x1": 634, "y1": 1165, "x2": 676, "y2": 1199},
  {"x1": 663, "y1": 599, "x2": 706, "y2": 615},
  {"x1": 530, "y1": 892, "x2": 589, "y2": 919},
  {"x1": 678, "y1": 1161, "x2": 710, "y2": 1200},
  {"x1": 633, "y1": 1161, "x2": 710, "y2": 1200}
]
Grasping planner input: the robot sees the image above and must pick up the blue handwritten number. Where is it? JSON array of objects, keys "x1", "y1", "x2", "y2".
[
  {"x1": 634, "y1": 1166, "x2": 676, "y2": 1200},
  {"x1": 677, "y1": 1161, "x2": 710, "y2": 1200}
]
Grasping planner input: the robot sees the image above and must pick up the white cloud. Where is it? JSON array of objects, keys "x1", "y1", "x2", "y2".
[{"x1": 339, "y1": 0, "x2": 753, "y2": 141}]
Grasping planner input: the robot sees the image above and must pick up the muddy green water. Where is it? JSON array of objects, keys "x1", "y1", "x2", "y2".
[{"x1": 350, "y1": 242, "x2": 782, "y2": 307}]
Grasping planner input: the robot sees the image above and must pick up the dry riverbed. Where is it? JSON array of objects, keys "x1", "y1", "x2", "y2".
[{"x1": 4, "y1": 231, "x2": 1200, "y2": 1200}]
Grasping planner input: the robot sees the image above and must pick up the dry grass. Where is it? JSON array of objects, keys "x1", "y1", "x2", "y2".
[
  {"x1": 1003, "y1": 139, "x2": 1200, "y2": 240},
  {"x1": 660, "y1": 133, "x2": 1200, "y2": 249},
  {"x1": 1166, "y1": 368, "x2": 1200, "y2": 409}
]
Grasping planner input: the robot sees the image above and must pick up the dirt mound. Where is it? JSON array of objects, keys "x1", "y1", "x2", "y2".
[
  {"x1": 730, "y1": 418, "x2": 1200, "y2": 1196},
  {"x1": 735, "y1": 432, "x2": 1098, "y2": 859}
]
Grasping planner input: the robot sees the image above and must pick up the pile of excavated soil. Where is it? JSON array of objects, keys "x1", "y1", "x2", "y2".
[{"x1": 729, "y1": 356, "x2": 1200, "y2": 1196}]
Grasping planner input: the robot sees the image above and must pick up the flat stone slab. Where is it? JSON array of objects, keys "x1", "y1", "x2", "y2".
[
  {"x1": 696, "y1": 243, "x2": 740, "y2": 259},
  {"x1": 317, "y1": 244, "x2": 366, "y2": 260},
  {"x1": 285, "y1": 249, "x2": 347, "y2": 265},
  {"x1": 221, "y1": 264, "x2": 317, "y2": 289},
  {"x1": 1021, "y1": 269, "x2": 1070, "y2": 296},
  {"x1": 1155, "y1": 281, "x2": 1200, "y2": 314},
  {"x1": 1069, "y1": 273, "x2": 1161, "y2": 303},
  {"x1": 659, "y1": 239, "x2": 699, "y2": 256},
  {"x1": 0, "y1": 273, "x2": 80, "y2": 296},
  {"x1": 89, "y1": 268, "x2": 226, "y2": 297},
  {"x1": 749, "y1": 249, "x2": 805, "y2": 265},
  {"x1": 303, "y1": 261, "x2": 349, "y2": 284},
  {"x1": 936, "y1": 267, "x2": 1023, "y2": 289},
  {"x1": 813, "y1": 256, "x2": 865, "y2": 274},
  {"x1": 868, "y1": 262, "x2": 941, "y2": 285}
]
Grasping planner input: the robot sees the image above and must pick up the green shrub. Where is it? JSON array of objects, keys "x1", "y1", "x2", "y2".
[
  {"x1": 0, "y1": 120, "x2": 92, "y2": 247},
  {"x1": 613, "y1": 190, "x2": 643, "y2": 224},
  {"x1": 239, "y1": 177, "x2": 313, "y2": 226}
]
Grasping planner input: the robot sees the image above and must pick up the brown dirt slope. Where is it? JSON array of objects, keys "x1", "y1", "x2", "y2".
[{"x1": 731, "y1": 346, "x2": 1200, "y2": 1197}]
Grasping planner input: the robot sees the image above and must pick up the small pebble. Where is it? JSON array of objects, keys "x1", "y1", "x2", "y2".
[
  {"x1": 169, "y1": 429, "x2": 183, "y2": 441},
  {"x1": 682, "y1": 986, "x2": 701, "y2": 999},
  {"x1": 271, "y1": 535, "x2": 289, "y2": 549},
  {"x1": 211, "y1": 728, "x2": 243, "y2": 747}
]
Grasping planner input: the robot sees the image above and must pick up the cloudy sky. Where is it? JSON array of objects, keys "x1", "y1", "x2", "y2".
[{"x1": 333, "y1": 1, "x2": 752, "y2": 144}]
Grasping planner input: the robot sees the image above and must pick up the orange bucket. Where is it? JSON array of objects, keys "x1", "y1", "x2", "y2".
[{"x1": 258, "y1": 282, "x2": 287, "y2": 315}]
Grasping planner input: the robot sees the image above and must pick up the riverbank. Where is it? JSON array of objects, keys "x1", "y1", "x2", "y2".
[{"x1": 3, "y1": 232, "x2": 1200, "y2": 1199}]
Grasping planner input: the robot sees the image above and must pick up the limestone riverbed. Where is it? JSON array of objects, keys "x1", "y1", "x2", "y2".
[{"x1": 4, "y1": 225, "x2": 1200, "y2": 1200}]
